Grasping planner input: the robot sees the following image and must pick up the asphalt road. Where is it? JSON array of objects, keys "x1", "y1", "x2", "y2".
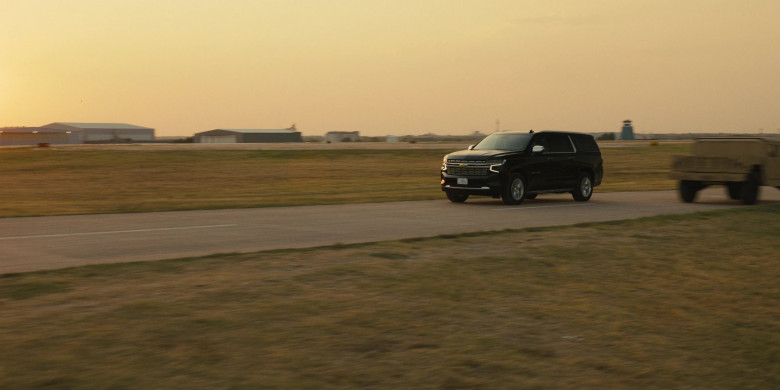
[{"x1": 2, "y1": 188, "x2": 778, "y2": 274}]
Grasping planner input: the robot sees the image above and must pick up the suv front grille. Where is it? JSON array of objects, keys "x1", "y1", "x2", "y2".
[{"x1": 446, "y1": 164, "x2": 490, "y2": 176}]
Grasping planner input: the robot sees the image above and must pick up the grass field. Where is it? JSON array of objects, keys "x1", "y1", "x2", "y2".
[
  {"x1": 0, "y1": 143, "x2": 689, "y2": 217},
  {"x1": 1, "y1": 206, "x2": 778, "y2": 389}
]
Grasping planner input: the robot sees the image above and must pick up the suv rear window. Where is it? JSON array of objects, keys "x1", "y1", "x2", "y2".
[{"x1": 572, "y1": 134, "x2": 600, "y2": 153}]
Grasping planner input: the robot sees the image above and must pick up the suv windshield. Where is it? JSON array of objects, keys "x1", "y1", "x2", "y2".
[{"x1": 474, "y1": 133, "x2": 532, "y2": 151}]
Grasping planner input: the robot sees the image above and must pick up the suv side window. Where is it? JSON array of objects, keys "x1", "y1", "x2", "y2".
[{"x1": 548, "y1": 133, "x2": 575, "y2": 153}]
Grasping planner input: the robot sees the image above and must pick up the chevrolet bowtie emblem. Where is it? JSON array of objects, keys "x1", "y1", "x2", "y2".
[{"x1": 459, "y1": 164, "x2": 467, "y2": 167}]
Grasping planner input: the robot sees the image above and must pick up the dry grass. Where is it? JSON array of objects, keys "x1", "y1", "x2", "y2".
[
  {"x1": 1, "y1": 205, "x2": 778, "y2": 389},
  {"x1": 597, "y1": 143, "x2": 689, "y2": 191},
  {"x1": 0, "y1": 144, "x2": 686, "y2": 217}
]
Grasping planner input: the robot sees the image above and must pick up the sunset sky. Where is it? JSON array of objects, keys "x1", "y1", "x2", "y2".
[{"x1": 2, "y1": 0, "x2": 779, "y2": 137}]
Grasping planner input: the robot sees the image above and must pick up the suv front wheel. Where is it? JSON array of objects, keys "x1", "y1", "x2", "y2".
[
  {"x1": 446, "y1": 192, "x2": 469, "y2": 203},
  {"x1": 572, "y1": 172, "x2": 593, "y2": 202},
  {"x1": 502, "y1": 176, "x2": 526, "y2": 205}
]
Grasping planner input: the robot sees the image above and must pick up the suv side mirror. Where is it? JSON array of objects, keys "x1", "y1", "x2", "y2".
[
  {"x1": 468, "y1": 145, "x2": 476, "y2": 150},
  {"x1": 532, "y1": 145, "x2": 545, "y2": 153}
]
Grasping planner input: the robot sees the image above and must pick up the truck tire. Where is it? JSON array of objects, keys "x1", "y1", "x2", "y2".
[
  {"x1": 679, "y1": 180, "x2": 700, "y2": 203},
  {"x1": 446, "y1": 192, "x2": 469, "y2": 203},
  {"x1": 739, "y1": 173, "x2": 760, "y2": 205},
  {"x1": 726, "y1": 182, "x2": 742, "y2": 200},
  {"x1": 502, "y1": 176, "x2": 526, "y2": 205}
]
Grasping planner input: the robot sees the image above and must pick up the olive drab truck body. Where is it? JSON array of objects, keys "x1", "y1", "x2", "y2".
[{"x1": 670, "y1": 137, "x2": 780, "y2": 204}]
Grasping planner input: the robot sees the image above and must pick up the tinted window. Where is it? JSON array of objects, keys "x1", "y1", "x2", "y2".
[
  {"x1": 474, "y1": 133, "x2": 532, "y2": 151},
  {"x1": 547, "y1": 134, "x2": 575, "y2": 153},
  {"x1": 573, "y1": 134, "x2": 600, "y2": 153}
]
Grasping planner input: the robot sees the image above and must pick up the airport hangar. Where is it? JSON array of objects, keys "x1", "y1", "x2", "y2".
[
  {"x1": 0, "y1": 127, "x2": 81, "y2": 146},
  {"x1": 0, "y1": 122, "x2": 155, "y2": 146},
  {"x1": 194, "y1": 129, "x2": 303, "y2": 143}
]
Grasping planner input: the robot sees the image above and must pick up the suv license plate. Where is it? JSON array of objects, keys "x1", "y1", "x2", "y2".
[{"x1": 457, "y1": 178, "x2": 468, "y2": 185}]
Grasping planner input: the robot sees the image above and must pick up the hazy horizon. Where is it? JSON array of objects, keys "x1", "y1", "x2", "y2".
[{"x1": 2, "y1": 1, "x2": 779, "y2": 137}]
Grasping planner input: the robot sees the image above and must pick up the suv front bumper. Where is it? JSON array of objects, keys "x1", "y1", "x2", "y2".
[{"x1": 441, "y1": 172, "x2": 503, "y2": 197}]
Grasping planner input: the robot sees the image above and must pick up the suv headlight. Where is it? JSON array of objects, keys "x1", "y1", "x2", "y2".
[{"x1": 488, "y1": 159, "x2": 506, "y2": 173}]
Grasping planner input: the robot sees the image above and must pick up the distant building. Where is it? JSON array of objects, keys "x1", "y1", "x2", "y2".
[
  {"x1": 194, "y1": 127, "x2": 303, "y2": 143},
  {"x1": 302, "y1": 135, "x2": 324, "y2": 142},
  {"x1": 42, "y1": 122, "x2": 155, "y2": 143},
  {"x1": 325, "y1": 131, "x2": 360, "y2": 143},
  {"x1": 620, "y1": 120, "x2": 635, "y2": 140},
  {"x1": 0, "y1": 127, "x2": 81, "y2": 146}
]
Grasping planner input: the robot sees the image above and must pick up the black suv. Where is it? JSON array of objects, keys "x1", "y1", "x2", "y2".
[{"x1": 441, "y1": 130, "x2": 603, "y2": 204}]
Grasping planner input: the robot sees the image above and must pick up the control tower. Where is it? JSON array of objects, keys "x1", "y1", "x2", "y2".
[{"x1": 621, "y1": 120, "x2": 635, "y2": 140}]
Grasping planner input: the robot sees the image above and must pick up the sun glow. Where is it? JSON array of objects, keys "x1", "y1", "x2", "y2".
[{"x1": 1, "y1": 0, "x2": 779, "y2": 136}]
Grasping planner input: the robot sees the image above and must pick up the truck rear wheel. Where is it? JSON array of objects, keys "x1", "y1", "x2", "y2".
[
  {"x1": 726, "y1": 182, "x2": 742, "y2": 200},
  {"x1": 679, "y1": 180, "x2": 700, "y2": 203},
  {"x1": 739, "y1": 173, "x2": 760, "y2": 205}
]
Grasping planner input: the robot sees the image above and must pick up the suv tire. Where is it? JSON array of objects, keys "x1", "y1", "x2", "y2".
[
  {"x1": 572, "y1": 172, "x2": 593, "y2": 202},
  {"x1": 502, "y1": 176, "x2": 526, "y2": 205},
  {"x1": 446, "y1": 193, "x2": 469, "y2": 203}
]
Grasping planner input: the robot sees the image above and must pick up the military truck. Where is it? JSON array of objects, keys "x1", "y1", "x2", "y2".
[{"x1": 670, "y1": 137, "x2": 780, "y2": 204}]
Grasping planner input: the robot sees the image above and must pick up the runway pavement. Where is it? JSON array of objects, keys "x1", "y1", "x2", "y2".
[{"x1": 1, "y1": 188, "x2": 778, "y2": 274}]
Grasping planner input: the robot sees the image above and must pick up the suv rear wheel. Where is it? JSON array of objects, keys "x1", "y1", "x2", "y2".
[
  {"x1": 502, "y1": 176, "x2": 526, "y2": 205},
  {"x1": 571, "y1": 172, "x2": 593, "y2": 201}
]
